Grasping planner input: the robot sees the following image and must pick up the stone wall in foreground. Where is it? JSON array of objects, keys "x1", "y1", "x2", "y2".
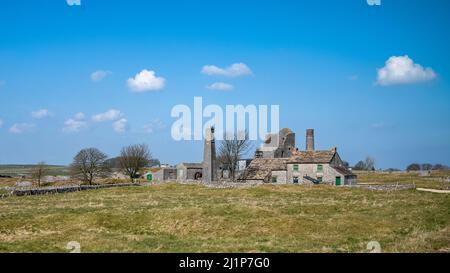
[{"x1": 5, "y1": 183, "x2": 140, "y2": 198}]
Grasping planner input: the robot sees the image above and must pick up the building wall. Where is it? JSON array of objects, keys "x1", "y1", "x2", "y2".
[
  {"x1": 151, "y1": 170, "x2": 164, "y2": 181},
  {"x1": 331, "y1": 153, "x2": 344, "y2": 166},
  {"x1": 270, "y1": 170, "x2": 287, "y2": 184},
  {"x1": 163, "y1": 169, "x2": 177, "y2": 181},
  {"x1": 176, "y1": 164, "x2": 202, "y2": 182},
  {"x1": 286, "y1": 163, "x2": 345, "y2": 185},
  {"x1": 147, "y1": 168, "x2": 177, "y2": 182},
  {"x1": 176, "y1": 166, "x2": 187, "y2": 182},
  {"x1": 345, "y1": 176, "x2": 357, "y2": 185},
  {"x1": 187, "y1": 168, "x2": 203, "y2": 180}
]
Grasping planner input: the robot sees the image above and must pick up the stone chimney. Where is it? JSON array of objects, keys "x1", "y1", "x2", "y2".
[
  {"x1": 306, "y1": 129, "x2": 315, "y2": 151},
  {"x1": 203, "y1": 127, "x2": 217, "y2": 183}
]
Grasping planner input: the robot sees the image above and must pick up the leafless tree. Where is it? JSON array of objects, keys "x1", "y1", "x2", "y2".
[
  {"x1": 32, "y1": 161, "x2": 49, "y2": 187},
  {"x1": 218, "y1": 131, "x2": 253, "y2": 181},
  {"x1": 119, "y1": 144, "x2": 151, "y2": 182},
  {"x1": 364, "y1": 156, "x2": 375, "y2": 171},
  {"x1": 70, "y1": 148, "x2": 109, "y2": 185}
]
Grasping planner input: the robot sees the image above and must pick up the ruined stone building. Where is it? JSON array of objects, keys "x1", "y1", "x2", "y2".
[
  {"x1": 174, "y1": 127, "x2": 253, "y2": 183},
  {"x1": 176, "y1": 163, "x2": 203, "y2": 182},
  {"x1": 255, "y1": 128, "x2": 296, "y2": 158},
  {"x1": 240, "y1": 129, "x2": 357, "y2": 186},
  {"x1": 144, "y1": 167, "x2": 177, "y2": 182},
  {"x1": 174, "y1": 127, "x2": 219, "y2": 183}
]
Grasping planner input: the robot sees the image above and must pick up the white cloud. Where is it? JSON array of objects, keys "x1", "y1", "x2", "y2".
[
  {"x1": 377, "y1": 55, "x2": 436, "y2": 86},
  {"x1": 66, "y1": 0, "x2": 81, "y2": 6},
  {"x1": 127, "y1": 69, "x2": 166, "y2": 92},
  {"x1": 201, "y1": 63, "x2": 252, "y2": 77},
  {"x1": 91, "y1": 70, "x2": 112, "y2": 82},
  {"x1": 63, "y1": 112, "x2": 87, "y2": 133},
  {"x1": 206, "y1": 82, "x2": 234, "y2": 91},
  {"x1": 92, "y1": 109, "x2": 123, "y2": 122},
  {"x1": 143, "y1": 118, "x2": 165, "y2": 134},
  {"x1": 31, "y1": 109, "x2": 51, "y2": 119},
  {"x1": 9, "y1": 123, "x2": 35, "y2": 134},
  {"x1": 74, "y1": 112, "x2": 85, "y2": 120},
  {"x1": 113, "y1": 118, "x2": 128, "y2": 133},
  {"x1": 63, "y1": 119, "x2": 87, "y2": 133}
]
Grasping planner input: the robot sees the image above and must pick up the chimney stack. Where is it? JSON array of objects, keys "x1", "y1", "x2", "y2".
[{"x1": 306, "y1": 129, "x2": 315, "y2": 151}]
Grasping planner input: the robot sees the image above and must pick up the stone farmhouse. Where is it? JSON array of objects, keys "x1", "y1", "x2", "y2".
[{"x1": 239, "y1": 129, "x2": 357, "y2": 186}]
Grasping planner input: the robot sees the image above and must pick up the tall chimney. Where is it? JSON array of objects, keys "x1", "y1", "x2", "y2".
[{"x1": 306, "y1": 129, "x2": 315, "y2": 151}]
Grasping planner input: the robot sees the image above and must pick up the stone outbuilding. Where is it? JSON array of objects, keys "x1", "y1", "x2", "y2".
[
  {"x1": 144, "y1": 167, "x2": 177, "y2": 182},
  {"x1": 176, "y1": 163, "x2": 203, "y2": 182}
]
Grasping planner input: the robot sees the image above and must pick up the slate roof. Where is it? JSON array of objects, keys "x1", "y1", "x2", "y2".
[
  {"x1": 238, "y1": 158, "x2": 288, "y2": 181},
  {"x1": 287, "y1": 150, "x2": 336, "y2": 164},
  {"x1": 332, "y1": 166, "x2": 356, "y2": 176}
]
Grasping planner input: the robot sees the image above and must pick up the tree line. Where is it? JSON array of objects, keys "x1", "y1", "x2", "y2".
[
  {"x1": 31, "y1": 144, "x2": 153, "y2": 187},
  {"x1": 406, "y1": 163, "x2": 448, "y2": 172}
]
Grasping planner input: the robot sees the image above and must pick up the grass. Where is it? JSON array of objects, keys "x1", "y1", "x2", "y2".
[
  {"x1": 0, "y1": 182, "x2": 449, "y2": 253},
  {"x1": 0, "y1": 164, "x2": 69, "y2": 177},
  {"x1": 356, "y1": 170, "x2": 450, "y2": 190}
]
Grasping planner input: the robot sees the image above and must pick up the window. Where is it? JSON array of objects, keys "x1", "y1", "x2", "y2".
[
  {"x1": 317, "y1": 164, "x2": 323, "y2": 173},
  {"x1": 272, "y1": 176, "x2": 277, "y2": 183},
  {"x1": 293, "y1": 164, "x2": 299, "y2": 171},
  {"x1": 293, "y1": 176, "x2": 299, "y2": 184}
]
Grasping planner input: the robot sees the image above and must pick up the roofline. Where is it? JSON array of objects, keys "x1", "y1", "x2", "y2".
[{"x1": 287, "y1": 161, "x2": 331, "y2": 164}]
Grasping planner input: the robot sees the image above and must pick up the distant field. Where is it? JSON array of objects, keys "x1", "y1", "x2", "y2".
[
  {"x1": 0, "y1": 183, "x2": 449, "y2": 253},
  {"x1": 0, "y1": 164, "x2": 70, "y2": 177},
  {"x1": 356, "y1": 170, "x2": 450, "y2": 190}
]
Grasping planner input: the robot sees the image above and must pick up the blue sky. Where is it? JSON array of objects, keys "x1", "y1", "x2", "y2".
[{"x1": 0, "y1": 0, "x2": 449, "y2": 169}]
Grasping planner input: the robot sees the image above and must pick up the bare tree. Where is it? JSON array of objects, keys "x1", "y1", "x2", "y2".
[
  {"x1": 364, "y1": 156, "x2": 375, "y2": 171},
  {"x1": 70, "y1": 148, "x2": 109, "y2": 185},
  {"x1": 219, "y1": 131, "x2": 253, "y2": 181},
  {"x1": 119, "y1": 144, "x2": 151, "y2": 182},
  {"x1": 32, "y1": 161, "x2": 49, "y2": 187},
  {"x1": 353, "y1": 161, "x2": 366, "y2": 170}
]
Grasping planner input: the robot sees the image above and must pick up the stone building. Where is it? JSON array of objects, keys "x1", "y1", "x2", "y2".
[
  {"x1": 255, "y1": 128, "x2": 296, "y2": 158},
  {"x1": 144, "y1": 167, "x2": 177, "y2": 182},
  {"x1": 218, "y1": 159, "x2": 253, "y2": 180},
  {"x1": 176, "y1": 163, "x2": 203, "y2": 182},
  {"x1": 239, "y1": 129, "x2": 357, "y2": 186}
]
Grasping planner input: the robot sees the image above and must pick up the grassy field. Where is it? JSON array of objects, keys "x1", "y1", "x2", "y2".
[
  {"x1": 0, "y1": 182, "x2": 449, "y2": 253},
  {"x1": 0, "y1": 164, "x2": 69, "y2": 177},
  {"x1": 356, "y1": 170, "x2": 450, "y2": 190}
]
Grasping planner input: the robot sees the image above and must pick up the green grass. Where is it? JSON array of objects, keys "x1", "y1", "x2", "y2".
[{"x1": 0, "y1": 183, "x2": 449, "y2": 253}]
